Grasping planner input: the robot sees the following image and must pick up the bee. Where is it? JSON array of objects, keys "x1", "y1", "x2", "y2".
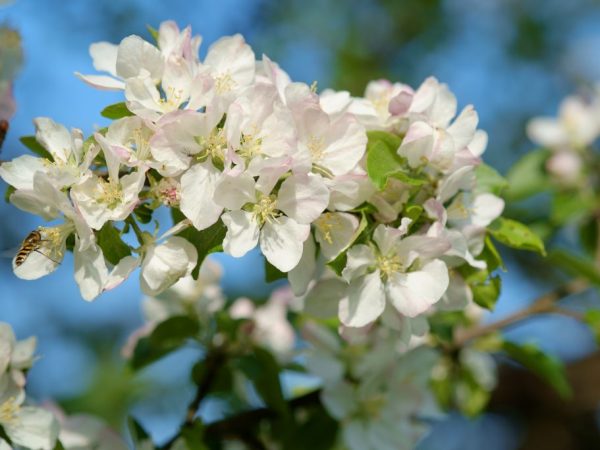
[
  {"x1": 14, "y1": 229, "x2": 59, "y2": 267},
  {"x1": 0, "y1": 120, "x2": 8, "y2": 152}
]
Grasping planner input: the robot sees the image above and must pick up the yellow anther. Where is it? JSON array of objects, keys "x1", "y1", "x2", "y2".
[
  {"x1": 215, "y1": 73, "x2": 235, "y2": 94},
  {"x1": 0, "y1": 397, "x2": 20, "y2": 425},
  {"x1": 377, "y1": 253, "x2": 403, "y2": 279},
  {"x1": 252, "y1": 194, "x2": 279, "y2": 225},
  {"x1": 307, "y1": 135, "x2": 325, "y2": 162}
]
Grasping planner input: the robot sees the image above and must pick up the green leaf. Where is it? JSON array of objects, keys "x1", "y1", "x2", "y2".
[
  {"x1": 19, "y1": 136, "x2": 53, "y2": 160},
  {"x1": 171, "y1": 208, "x2": 227, "y2": 279},
  {"x1": 366, "y1": 140, "x2": 404, "y2": 189},
  {"x1": 584, "y1": 310, "x2": 600, "y2": 344},
  {"x1": 180, "y1": 420, "x2": 208, "y2": 450},
  {"x1": 133, "y1": 203, "x2": 153, "y2": 224},
  {"x1": 551, "y1": 191, "x2": 596, "y2": 225},
  {"x1": 480, "y1": 235, "x2": 504, "y2": 272},
  {"x1": 502, "y1": 341, "x2": 572, "y2": 398},
  {"x1": 366, "y1": 130, "x2": 402, "y2": 150},
  {"x1": 131, "y1": 316, "x2": 199, "y2": 370},
  {"x1": 96, "y1": 222, "x2": 131, "y2": 265},
  {"x1": 101, "y1": 102, "x2": 134, "y2": 120},
  {"x1": 53, "y1": 441, "x2": 66, "y2": 450},
  {"x1": 505, "y1": 148, "x2": 550, "y2": 201},
  {"x1": 547, "y1": 249, "x2": 600, "y2": 286},
  {"x1": 470, "y1": 273, "x2": 501, "y2": 310},
  {"x1": 127, "y1": 417, "x2": 152, "y2": 447},
  {"x1": 488, "y1": 217, "x2": 546, "y2": 255},
  {"x1": 326, "y1": 251, "x2": 347, "y2": 277},
  {"x1": 265, "y1": 259, "x2": 286, "y2": 283},
  {"x1": 4, "y1": 185, "x2": 15, "y2": 203},
  {"x1": 475, "y1": 163, "x2": 508, "y2": 196},
  {"x1": 147, "y1": 24, "x2": 159, "y2": 43},
  {"x1": 236, "y1": 347, "x2": 289, "y2": 417}
]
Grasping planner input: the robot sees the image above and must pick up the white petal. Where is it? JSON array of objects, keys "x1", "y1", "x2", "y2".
[
  {"x1": 314, "y1": 212, "x2": 359, "y2": 261},
  {"x1": 471, "y1": 193, "x2": 505, "y2": 227},
  {"x1": 140, "y1": 237, "x2": 198, "y2": 296},
  {"x1": 104, "y1": 256, "x2": 139, "y2": 291},
  {"x1": 277, "y1": 174, "x2": 329, "y2": 224},
  {"x1": 527, "y1": 117, "x2": 567, "y2": 147},
  {"x1": 5, "y1": 406, "x2": 59, "y2": 450},
  {"x1": 0, "y1": 155, "x2": 47, "y2": 191},
  {"x1": 34, "y1": 117, "x2": 72, "y2": 162},
  {"x1": 74, "y1": 73, "x2": 125, "y2": 90},
  {"x1": 116, "y1": 35, "x2": 163, "y2": 82},
  {"x1": 447, "y1": 105, "x2": 478, "y2": 150},
  {"x1": 303, "y1": 278, "x2": 347, "y2": 319},
  {"x1": 214, "y1": 172, "x2": 256, "y2": 210},
  {"x1": 321, "y1": 116, "x2": 367, "y2": 176},
  {"x1": 342, "y1": 244, "x2": 376, "y2": 282},
  {"x1": 260, "y1": 217, "x2": 309, "y2": 272},
  {"x1": 90, "y1": 41, "x2": 119, "y2": 76},
  {"x1": 204, "y1": 34, "x2": 255, "y2": 88},
  {"x1": 288, "y1": 236, "x2": 316, "y2": 296},
  {"x1": 180, "y1": 162, "x2": 223, "y2": 230},
  {"x1": 74, "y1": 243, "x2": 109, "y2": 301},
  {"x1": 386, "y1": 259, "x2": 449, "y2": 317},
  {"x1": 339, "y1": 271, "x2": 385, "y2": 327},
  {"x1": 10, "y1": 337, "x2": 37, "y2": 370},
  {"x1": 222, "y1": 210, "x2": 260, "y2": 258},
  {"x1": 321, "y1": 381, "x2": 358, "y2": 420}
]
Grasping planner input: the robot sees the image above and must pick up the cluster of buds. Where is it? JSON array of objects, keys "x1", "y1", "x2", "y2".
[{"x1": 1, "y1": 21, "x2": 506, "y2": 330}]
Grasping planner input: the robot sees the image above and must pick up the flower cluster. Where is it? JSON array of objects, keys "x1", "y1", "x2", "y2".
[
  {"x1": 527, "y1": 89, "x2": 600, "y2": 186},
  {"x1": 1, "y1": 21, "x2": 506, "y2": 329}
]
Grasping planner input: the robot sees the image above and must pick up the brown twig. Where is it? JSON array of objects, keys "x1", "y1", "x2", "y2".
[{"x1": 453, "y1": 278, "x2": 589, "y2": 347}]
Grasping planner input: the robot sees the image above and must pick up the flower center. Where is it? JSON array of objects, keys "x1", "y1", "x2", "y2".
[
  {"x1": 239, "y1": 133, "x2": 262, "y2": 160},
  {"x1": 307, "y1": 135, "x2": 325, "y2": 162},
  {"x1": 215, "y1": 72, "x2": 235, "y2": 94},
  {"x1": 159, "y1": 86, "x2": 184, "y2": 109},
  {"x1": 361, "y1": 394, "x2": 385, "y2": 418},
  {"x1": 315, "y1": 213, "x2": 342, "y2": 244},
  {"x1": 252, "y1": 194, "x2": 279, "y2": 225},
  {"x1": 377, "y1": 253, "x2": 403, "y2": 279},
  {"x1": 156, "y1": 178, "x2": 181, "y2": 206},
  {"x1": 96, "y1": 178, "x2": 124, "y2": 209},
  {"x1": 0, "y1": 397, "x2": 19, "y2": 425},
  {"x1": 131, "y1": 127, "x2": 152, "y2": 161},
  {"x1": 196, "y1": 128, "x2": 227, "y2": 162}
]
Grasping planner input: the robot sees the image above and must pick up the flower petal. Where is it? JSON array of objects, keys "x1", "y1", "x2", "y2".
[
  {"x1": 260, "y1": 216, "x2": 309, "y2": 272},
  {"x1": 222, "y1": 210, "x2": 260, "y2": 258},
  {"x1": 277, "y1": 174, "x2": 329, "y2": 224},
  {"x1": 339, "y1": 271, "x2": 385, "y2": 327},
  {"x1": 180, "y1": 162, "x2": 223, "y2": 230}
]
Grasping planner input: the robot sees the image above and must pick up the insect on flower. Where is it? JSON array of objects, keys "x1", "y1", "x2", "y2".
[{"x1": 14, "y1": 229, "x2": 60, "y2": 267}]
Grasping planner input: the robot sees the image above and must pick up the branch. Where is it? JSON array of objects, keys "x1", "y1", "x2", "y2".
[{"x1": 453, "y1": 278, "x2": 589, "y2": 347}]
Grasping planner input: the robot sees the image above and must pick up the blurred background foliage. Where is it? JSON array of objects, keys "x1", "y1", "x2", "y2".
[{"x1": 2, "y1": 0, "x2": 600, "y2": 448}]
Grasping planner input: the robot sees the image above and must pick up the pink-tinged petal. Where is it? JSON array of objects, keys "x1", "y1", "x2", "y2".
[
  {"x1": 89, "y1": 41, "x2": 118, "y2": 76},
  {"x1": 388, "y1": 89, "x2": 413, "y2": 116},
  {"x1": 260, "y1": 217, "x2": 309, "y2": 272},
  {"x1": 447, "y1": 105, "x2": 478, "y2": 150},
  {"x1": 180, "y1": 162, "x2": 223, "y2": 230},
  {"x1": 398, "y1": 121, "x2": 434, "y2": 168},
  {"x1": 74, "y1": 73, "x2": 125, "y2": 91},
  {"x1": 339, "y1": 271, "x2": 385, "y2": 327},
  {"x1": 386, "y1": 259, "x2": 449, "y2": 317},
  {"x1": 222, "y1": 210, "x2": 260, "y2": 258},
  {"x1": 277, "y1": 174, "x2": 329, "y2": 224}
]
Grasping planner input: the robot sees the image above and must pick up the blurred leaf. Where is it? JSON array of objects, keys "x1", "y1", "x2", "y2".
[
  {"x1": 584, "y1": 310, "x2": 600, "y2": 344},
  {"x1": 551, "y1": 191, "x2": 596, "y2": 225},
  {"x1": 488, "y1": 217, "x2": 546, "y2": 255},
  {"x1": 579, "y1": 218, "x2": 598, "y2": 257},
  {"x1": 19, "y1": 136, "x2": 52, "y2": 160},
  {"x1": 101, "y1": 102, "x2": 134, "y2": 119},
  {"x1": 429, "y1": 311, "x2": 469, "y2": 344},
  {"x1": 180, "y1": 420, "x2": 207, "y2": 450},
  {"x1": 505, "y1": 148, "x2": 550, "y2": 201},
  {"x1": 127, "y1": 417, "x2": 153, "y2": 448},
  {"x1": 4, "y1": 185, "x2": 15, "y2": 203},
  {"x1": 96, "y1": 222, "x2": 131, "y2": 265},
  {"x1": 480, "y1": 235, "x2": 504, "y2": 272},
  {"x1": 471, "y1": 273, "x2": 501, "y2": 310},
  {"x1": 502, "y1": 341, "x2": 572, "y2": 398},
  {"x1": 547, "y1": 249, "x2": 600, "y2": 286},
  {"x1": 265, "y1": 259, "x2": 286, "y2": 283},
  {"x1": 172, "y1": 208, "x2": 226, "y2": 279},
  {"x1": 236, "y1": 347, "x2": 289, "y2": 417},
  {"x1": 475, "y1": 163, "x2": 508, "y2": 196},
  {"x1": 455, "y1": 372, "x2": 491, "y2": 417},
  {"x1": 283, "y1": 406, "x2": 339, "y2": 450},
  {"x1": 132, "y1": 316, "x2": 199, "y2": 370},
  {"x1": 147, "y1": 24, "x2": 159, "y2": 43}
]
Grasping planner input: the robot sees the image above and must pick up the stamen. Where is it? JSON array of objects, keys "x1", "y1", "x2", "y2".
[
  {"x1": 307, "y1": 135, "x2": 325, "y2": 162},
  {"x1": 252, "y1": 194, "x2": 279, "y2": 225},
  {"x1": 0, "y1": 397, "x2": 20, "y2": 425},
  {"x1": 215, "y1": 73, "x2": 235, "y2": 94}
]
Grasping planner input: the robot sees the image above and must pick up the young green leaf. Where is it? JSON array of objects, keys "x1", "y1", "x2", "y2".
[
  {"x1": 366, "y1": 140, "x2": 404, "y2": 189},
  {"x1": 488, "y1": 217, "x2": 546, "y2": 255},
  {"x1": 96, "y1": 222, "x2": 131, "y2": 265},
  {"x1": 475, "y1": 163, "x2": 508, "y2": 196},
  {"x1": 265, "y1": 259, "x2": 287, "y2": 283},
  {"x1": 101, "y1": 102, "x2": 134, "y2": 120},
  {"x1": 19, "y1": 136, "x2": 53, "y2": 160},
  {"x1": 502, "y1": 341, "x2": 572, "y2": 398}
]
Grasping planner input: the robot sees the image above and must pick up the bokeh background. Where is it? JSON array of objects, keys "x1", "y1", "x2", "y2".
[{"x1": 2, "y1": 0, "x2": 600, "y2": 448}]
